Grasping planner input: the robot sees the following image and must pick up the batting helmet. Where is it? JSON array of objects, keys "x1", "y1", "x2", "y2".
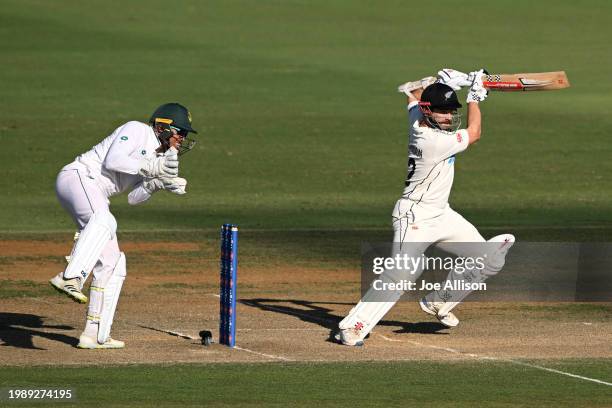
[{"x1": 420, "y1": 83, "x2": 462, "y2": 111}]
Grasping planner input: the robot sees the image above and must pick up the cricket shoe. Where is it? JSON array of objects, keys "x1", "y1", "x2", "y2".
[
  {"x1": 489, "y1": 234, "x2": 515, "y2": 262},
  {"x1": 335, "y1": 325, "x2": 365, "y2": 347},
  {"x1": 49, "y1": 273, "x2": 88, "y2": 304},
  {"x1": 77, "y1": 334, "x2": 125, "y2": 349},
  {"x1": 419, "y1": 298, "x2": 459, "y2": 328}
]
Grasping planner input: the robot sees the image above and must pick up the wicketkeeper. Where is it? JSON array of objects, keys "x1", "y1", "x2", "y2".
[
  {"x1": 337, "y1": 69, "x2": 515, "y2": 346},
  {"x1": 49, "y1": 103, "x2": 197, "y2": 349}
]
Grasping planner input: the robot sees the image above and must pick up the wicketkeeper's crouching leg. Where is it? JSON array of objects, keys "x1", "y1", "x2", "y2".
[
  {"x1": 50, "y1": 210, "x2": 117, "y2": 303},
  {"x1": 78, "y1": 249, "x2": 127, "y2": 349}
]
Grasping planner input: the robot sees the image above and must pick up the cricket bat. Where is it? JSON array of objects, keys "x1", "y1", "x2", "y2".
[
  {"x1": 398, "y1": 71, "x2": 570, "y2": 94},
  {"x1": 482, "y1": 71, "x2": 570, "y2": 91}
]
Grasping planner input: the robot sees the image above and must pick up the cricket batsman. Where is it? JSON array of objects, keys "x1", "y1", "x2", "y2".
[
  {"x1": 337, "y1": 69, "x2": 515, "y2": 346},
  {"x1": 49, "y1": 103, "x2": 197, "y2": 349}
]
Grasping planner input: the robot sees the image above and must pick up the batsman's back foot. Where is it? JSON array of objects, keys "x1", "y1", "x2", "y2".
[
  {"x1": 77, "y1": 334, "x2": 125, "y2": 349},
  {"x1": 489, "y1": 234, "x2": 515, "y2": 252},
  {"x1": 49, "y1": 274, "x2": 88, "y2": 304},
  {"x1": 419, "y1": 298, "x2": 459, "y2": 328}
]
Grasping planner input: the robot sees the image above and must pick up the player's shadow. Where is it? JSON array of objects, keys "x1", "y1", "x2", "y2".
[
  {"x1": 393, "y1": 322, "x2": 449, "y2": 335},
  {"x1": 240, "y1": 298, "x2": 346, "y2": 330},
  {"x1": 0, "y1": 313, "x2": 77, "y2": 350},
  {"x1": 240, "y1": 298, "x2": 449, "y2": 340}
]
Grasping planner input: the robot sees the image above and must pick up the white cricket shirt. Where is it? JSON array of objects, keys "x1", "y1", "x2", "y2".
[
  {"x1": 401, "y1": 101, "x2": 469, "y2": 218},
  {"x1": 64, "y1": 121, "x2": 160, "y2": 200}
]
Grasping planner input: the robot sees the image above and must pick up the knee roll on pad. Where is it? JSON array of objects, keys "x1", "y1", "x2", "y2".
[
  {"x1": 63, "y1": 210, "x2": 117, "y2": 280},
  {"x1": 92, "y1": 210, "x2": 117, "y2": 239},
  {"x1": 383, "y1": 266, "x2": 413, "y2": 284}
]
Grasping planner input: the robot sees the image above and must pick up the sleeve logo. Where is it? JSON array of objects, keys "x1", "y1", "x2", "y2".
[
  {"x1": 456, "y1": 133, "x2": 463, "y2": 143},
  {"x1": 120, "y1": 136, "x2": 129, "y2": 141}
]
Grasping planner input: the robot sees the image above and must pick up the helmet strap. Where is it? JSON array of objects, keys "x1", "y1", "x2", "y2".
[
  {"x1": 419, "y1": 104, "x2": 442, "y2": 130},
  {"x1": 419, "y1": 103, "x2": 462, "y2": 132},
  {"x1": 424, "y1": 115, "x2": 441, "y2": 130}
]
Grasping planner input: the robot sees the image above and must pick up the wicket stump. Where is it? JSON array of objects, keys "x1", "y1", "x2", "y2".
[{"x1": 219, "y1": 224, "x2": 238, "y2": 347}]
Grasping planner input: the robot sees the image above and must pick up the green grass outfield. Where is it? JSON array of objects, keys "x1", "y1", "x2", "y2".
[
  {"x1": 1, "y1": 0, "x2": 612, "y2": 232},
  {"x1": 1, "y1": 2, "x2": 611, "y2": 407},
  {"x1": 1, "y1": 361, "x2": 611, "y2": 407}
]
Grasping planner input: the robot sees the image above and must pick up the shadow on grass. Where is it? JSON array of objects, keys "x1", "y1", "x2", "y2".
[
  {"x1": 0, "y1": 313, "x2": 77, "y2": 350},
  {"x1": 240, "y1": 298, "x2": 449, "y2": 342}
]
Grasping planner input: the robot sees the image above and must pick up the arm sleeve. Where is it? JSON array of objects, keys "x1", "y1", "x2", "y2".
[
  {"x1": 103, "y1": 122, "x2": 147, "y2": 175},
  {"x1": 433, "y1": 129, "x2": 469, "y2": 160},
  {"x1": 127, "y1": 183, "x2": 153, "y2": 205},
  {"x1": 407, "y1": 101, "x2": 422, "y2": 128}
]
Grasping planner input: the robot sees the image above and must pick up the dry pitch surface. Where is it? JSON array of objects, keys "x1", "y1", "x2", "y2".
[{"x1": 1, "y1": 236, "x2": 611, "y2": 367}]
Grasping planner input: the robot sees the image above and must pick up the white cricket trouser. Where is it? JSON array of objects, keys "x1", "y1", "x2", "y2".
[
  {"x1": 392, "y1": 199, "x2": 484, "y2": 245},
  {"x1": 338, "y1": 199, "x2": 486, "y2": 339},
  {"x1": 55, "y1": 165, "x2": 121, "y2": 282}
]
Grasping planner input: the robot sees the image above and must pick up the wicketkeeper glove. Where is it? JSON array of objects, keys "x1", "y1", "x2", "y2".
[
  {"x1": 161, "y1": 177, "x2": 187, "y2": 195},
  {"x1": 466, "y1": 69, "x2": 488, "y2": 103},
  {"x1": 138, "y1": 147, "x2": 179, "y2": 178},
  {"x1": 142, "y1": 176, "x2": 188, "y2": 195},
  {"x1": 142, "y1": 178, "x2": 165, "y2": 194}
]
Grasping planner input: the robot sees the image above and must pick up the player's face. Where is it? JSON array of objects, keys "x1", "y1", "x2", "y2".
[
  {"x1": 169, "y1": 127, "x2": 187, "y2": 149},
  {"x1": 431, "y1": 109, "x2": 458, "y2": 130}
]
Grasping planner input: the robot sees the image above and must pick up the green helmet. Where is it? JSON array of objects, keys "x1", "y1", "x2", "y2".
[{"x1": 149, "y1": 102, "x2": 197, "y2": 134}]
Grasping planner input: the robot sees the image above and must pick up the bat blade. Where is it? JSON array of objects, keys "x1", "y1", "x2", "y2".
[{"x1": 483, "y1": 71, "x2": 570, "y2": 91}]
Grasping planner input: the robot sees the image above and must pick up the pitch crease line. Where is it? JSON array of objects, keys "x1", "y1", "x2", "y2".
[
  {"x1": 233, "y1": 346, "x2": 293, "y2": 361},
  {"x1": 376, "y1": 334, "x2": 612, "y2": 387}
]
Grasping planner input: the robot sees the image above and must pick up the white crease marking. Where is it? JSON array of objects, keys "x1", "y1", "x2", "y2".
[
  {"x1": 376, "y1": 333, "x2": 612, "y2": 387},
  {"x1": 233, "y1": 346, "x2": 293, "y2": 361}
]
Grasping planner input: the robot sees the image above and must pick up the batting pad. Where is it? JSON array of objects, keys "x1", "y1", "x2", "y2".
[
  {"x1": 339, "y1": 273, "x2": 404, "y2": 340},
  {"x1": 64, "y1": 210, "x2": 117, "y2": 280},
  {"x1": 435, "y1": 234, "x2": 515, "y2": 316},
  {"x1": 98, "y1": 252, "x2": 126, "y2": 344}
]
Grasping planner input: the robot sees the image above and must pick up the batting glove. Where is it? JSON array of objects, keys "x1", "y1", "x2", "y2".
[
  {"x1": 397, "y1": 76, "x2": 436, "y2": 96},
  {"x1": 436, "y1": 68, "x2": 471, "y2": 90},
  {"x1": 466, "y1": 68, "x2": 488, "y2": 86},
  {"x1": 138, "y1": 147, "x2": 179, "y2": 178},
  {"x1": 466, "y1": 69, "x2": 488, "y2": 103}
]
